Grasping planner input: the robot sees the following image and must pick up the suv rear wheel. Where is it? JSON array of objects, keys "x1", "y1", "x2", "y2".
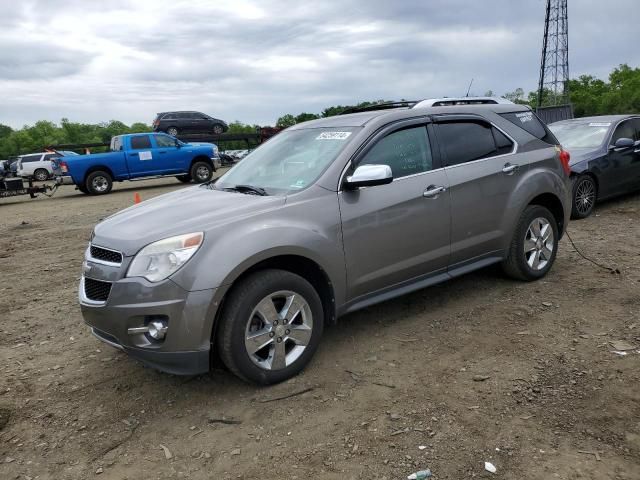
[
  {"x1": 33, "y1": 169, "x2": 49, "y2": 181},
  {"x1": 216, "y1": 269, "x2": 324, "y2": 385},
  {"x1": 502, "y1": 205, "x2": 558, "y2": 281},
  {"x1": 213, "y1": 124, "x2": 225, "y2": 135},
  {"x1": 166, "y1": 126, "x2": 179, "y2": 137}
]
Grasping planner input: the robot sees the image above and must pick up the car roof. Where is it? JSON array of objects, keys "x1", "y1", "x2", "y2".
[
  {"x1": 289, "y1": 103, "x2": 532, "y2": 129},
  {"x1": 550, "y1": 114, "x2": 638, "y2": 125},
  {"x1": 158, "y1": 111, "x2": 204, "y2": 115}
]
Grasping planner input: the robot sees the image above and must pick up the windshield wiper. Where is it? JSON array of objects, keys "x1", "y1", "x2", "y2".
[{"x1": 223, "y1": 184, "x2": 268, "y2": 196}]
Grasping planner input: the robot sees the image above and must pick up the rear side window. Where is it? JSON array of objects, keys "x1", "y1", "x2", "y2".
[
  {"x1": 43, "y1": 153, "x2": 57, "y2": 161},
  {"x1": 359, "y1": 126, "x2": 433, "y2": 179},
  {"x1": 21, "y1": 155, "x2": 42, "y2": 163},
  {"x1": 499, "y1": 111, "x2": 556, "y2": 143},
  {"x1": 162, "y1": 114, "x2": 175, "y2": 120},
  {"x1": 130, "y1": 136, "x2": 152, "y2": 150},
  {"x1": 437, "y1": 121, "x2": 513, "y2": 166}
]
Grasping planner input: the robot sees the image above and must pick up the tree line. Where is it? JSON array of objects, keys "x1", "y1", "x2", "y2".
[{"x1": 1, "y1": 64, "x2": 637, "y2": 158}]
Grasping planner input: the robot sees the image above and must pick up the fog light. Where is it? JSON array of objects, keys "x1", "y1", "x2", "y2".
[{"x1": 147, "y1": 320, "x2": 168, "y2": 340}]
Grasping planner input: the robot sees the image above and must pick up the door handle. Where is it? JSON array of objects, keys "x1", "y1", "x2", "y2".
[
  {"x1": 502, "y1": 163, "x2": 519, "y2": 174},
  {"x1": 423, "y1": 185, "x2": 446, "y2": 198},
  {"x1": 129, "y1": 153, "x2": 139, "y2": 157},
  {"x1": 158, "y1": 151, "x2": 167, "y2": 154}
]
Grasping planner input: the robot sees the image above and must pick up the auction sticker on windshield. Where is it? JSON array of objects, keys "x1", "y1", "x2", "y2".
[
  {"x1": 316, "y1": 132, "x2": 352, "y2": 140},
  {"x1": 588, "y1": 122, "x2": 611, "y2": 127}
]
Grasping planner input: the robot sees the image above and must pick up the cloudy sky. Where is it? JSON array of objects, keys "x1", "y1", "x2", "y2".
[{"x1": 1, "y1": 0, "x2": 638, "y2": 128}]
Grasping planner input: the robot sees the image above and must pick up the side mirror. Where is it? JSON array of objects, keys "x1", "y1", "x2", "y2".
[
  {"x1": 344, "y1": 164, "x2": 393, "y2": 189},
  {"x1": 611, "y1": 137, "x2": 634, "y2": 150}
]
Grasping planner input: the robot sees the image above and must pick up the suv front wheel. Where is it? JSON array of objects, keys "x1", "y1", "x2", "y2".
[
  {"x1": 502, "y1": 205, "x2": 558, "y2": 281},
  {"x1": 216, "y1": 269, "x2": 324, "y2": 385}
]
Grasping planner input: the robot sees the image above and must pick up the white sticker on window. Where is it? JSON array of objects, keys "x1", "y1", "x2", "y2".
[
  {"x1": 515, "y1": 112, "x2": 534, "y2": 123},
  {"x1": 139, "y1": 151, "x2": 152, "y2": 161},
  {"x1": 316, "y1": 131, "x2": 352, "y2": 140},
  {"x1": 588, "y1": 122, "x2": 611, "y2": 127}
]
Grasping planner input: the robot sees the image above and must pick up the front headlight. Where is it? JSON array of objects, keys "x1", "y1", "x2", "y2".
[{"x1": 127, "y1": 232, "x2": 204, "y2": 282}]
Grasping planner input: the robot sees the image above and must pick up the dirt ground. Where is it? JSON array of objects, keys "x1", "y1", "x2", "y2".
[{"x1": 1, "y1": 175, "x2": 639, "y2": 480}]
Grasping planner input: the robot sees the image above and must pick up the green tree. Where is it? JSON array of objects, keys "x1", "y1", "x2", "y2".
[{"x1": 276, "y1": 114, "x2": 296, "y2": 128}]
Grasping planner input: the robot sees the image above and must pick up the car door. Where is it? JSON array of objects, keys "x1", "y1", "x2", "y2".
[
  {"x1": 339, "y1": 121, "x2": 451, "y2": 302},
  {"x1": 604, "y1": 118, "x2": 640, "y2": 195},
  {"x1": 126, "y1": 135, "x2": 159, "y2": 177},
  {"x1": 152, "y1": 134, "x2": 187, "y2": 173},
  {"x1": 192, "y1": 113, "x2": 211, "y2": 134},
  {"x1": 434, "y1": 116, "x2": 521, "y2": 268}
]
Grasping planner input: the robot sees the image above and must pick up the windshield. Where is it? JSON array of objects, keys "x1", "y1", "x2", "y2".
[
  {"x1": 215, "y1": 127, "x2": 359, "y2": 195},
  {"x1": 549, "y1": 122, "x2": 610, "y2": 149}
]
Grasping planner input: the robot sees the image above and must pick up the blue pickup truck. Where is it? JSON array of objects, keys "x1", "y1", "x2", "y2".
[{"x1": 55, "y1": 133, "x2": 220, "y2": 195}]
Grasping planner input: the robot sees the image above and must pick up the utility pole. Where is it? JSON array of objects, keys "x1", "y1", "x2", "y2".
[{"x1": 537, "y1": 0, "x2": 569, "y2": 109}]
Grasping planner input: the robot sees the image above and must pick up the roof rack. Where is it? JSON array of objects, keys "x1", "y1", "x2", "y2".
[{"x1": 340, "y1": 101, "x2": 420, "y2": 115}]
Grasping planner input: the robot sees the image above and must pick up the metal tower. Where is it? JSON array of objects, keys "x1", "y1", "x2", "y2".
[{"x1": 537, "y1": 0, "x2": 569, "y2": 108}]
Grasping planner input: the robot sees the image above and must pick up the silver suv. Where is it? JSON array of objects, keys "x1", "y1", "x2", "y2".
[{"x1": 81, "y1": 104, "x2": 571, "y2": 384}]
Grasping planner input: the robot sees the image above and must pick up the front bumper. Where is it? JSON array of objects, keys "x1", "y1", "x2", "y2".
[
  {"x1": 211, "y1": 156, "x2": 222, "y2": 170},
  {"x1": 80, "y1": 271, "x2": 219, "y2": 375}
]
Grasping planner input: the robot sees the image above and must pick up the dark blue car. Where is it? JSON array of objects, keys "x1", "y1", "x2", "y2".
[{"x1": 549, "y1": 115, "x2": 640, "y2": 218}]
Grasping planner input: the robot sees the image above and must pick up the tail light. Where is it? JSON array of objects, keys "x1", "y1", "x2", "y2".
[
  {"x1": 153, "y1": 119, "x2": 159, "y2": 127},
  {"x1": 558, "y1": 147, "x2": 570, "y2": 176},
  {"x1": 60, "y1": 161, "x2": 69, "y2": 173}
]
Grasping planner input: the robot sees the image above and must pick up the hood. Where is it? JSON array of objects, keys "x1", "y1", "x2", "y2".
[
  {"x1": 93, "y1": 186, "x2": 285, "y2": 255},
  {"x1": 565, "y1": 147, "x2": 604, "y2": 166}
]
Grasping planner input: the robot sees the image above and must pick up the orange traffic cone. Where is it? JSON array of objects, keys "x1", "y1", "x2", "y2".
[{"x1": 134, "y1": 192, "x2": 141, "y2": 204}]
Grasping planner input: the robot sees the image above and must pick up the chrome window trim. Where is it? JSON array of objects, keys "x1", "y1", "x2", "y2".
[{"x1": 337, "y1": 118, "x2": 519, "y2": 187}]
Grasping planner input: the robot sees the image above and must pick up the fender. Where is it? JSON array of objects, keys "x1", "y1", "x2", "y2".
[{"x1": 501, "y1": 163, "x2": 570, "y2": 251}]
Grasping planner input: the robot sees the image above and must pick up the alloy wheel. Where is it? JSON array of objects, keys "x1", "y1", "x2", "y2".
[
  {"x1": 523, "y1": 217, "x2": 554, "y2": 271},
  {"x1": 244, "y1": 290, "x2": 313, "y2": 371},
  {"x1": 574, "y1": 178, "x2": 596, "y2": 216}
]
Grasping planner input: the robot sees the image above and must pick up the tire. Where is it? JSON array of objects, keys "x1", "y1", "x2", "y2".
[
  {"x1": 216, "y1": 269, "x2": 324, "y2": 385},
  {"x1": 34, "y1": 169, "x2": 49, "y2": 181},
  {"x1": 213, "y1": 124, "x2": 225, "y2": 135},
  {"x1": 176, "y1": 174, "x2": 192, "y2": 183},
  {"x1": 502, "y1": 205, "x2": 559, "y2": 281},
  {"x1": 166, "y1": 126, "x2": 179, "y2": 137},
  {"x1": 571, "y1": 175, "x2": 597, "y2": 219},
  {"x1": 190, "y1": 161, "x2": 213, "y2": 183},
  {"x1": 85, "y1": 170, "x2": 113, "y2": 195}
]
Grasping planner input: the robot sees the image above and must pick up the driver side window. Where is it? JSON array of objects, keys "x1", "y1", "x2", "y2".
[
  {"x1": 359, "y1": 126, "x2": 433, "y2": 179},
  {"x1": 611, "y1": 120, "x2": 636, "y2": 144}
]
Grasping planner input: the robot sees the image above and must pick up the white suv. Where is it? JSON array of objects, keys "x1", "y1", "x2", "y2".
[{"x1": 16, "y1": 152, "x2": 58, "y2": 181}]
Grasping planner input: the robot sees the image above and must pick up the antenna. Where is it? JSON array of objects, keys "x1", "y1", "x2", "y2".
[
  {"x1": 465, "y1": 78, "x2": 474, "y2": 97},
  {"x1": 537, "y1": 0, "x2": 569, "y2": 108}
]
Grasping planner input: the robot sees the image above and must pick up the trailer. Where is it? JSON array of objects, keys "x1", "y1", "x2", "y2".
[{"x1": 0, "y1": 176, "x2": 57, "y2": 200}]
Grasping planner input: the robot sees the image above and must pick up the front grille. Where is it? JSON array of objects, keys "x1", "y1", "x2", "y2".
[
  {"x1": 84, "y1": 278, "x2": 112, "y2": 302},
  {"x1": 90, "y1": 245, "x2": 123, "y2": 264}
]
